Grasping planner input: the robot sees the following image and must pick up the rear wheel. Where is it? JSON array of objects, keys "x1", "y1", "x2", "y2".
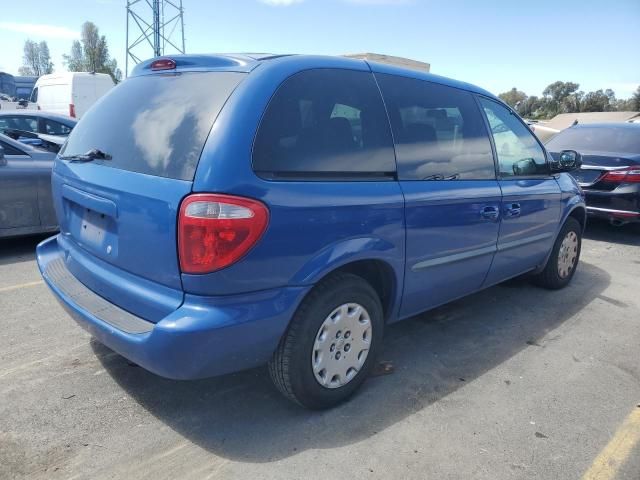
[
  {"x1": 268, "y1": 273, "x2": 383, "y2": 409},
  {"x1": 532, "y1": 217, "x2": 582, "y2": 289}
]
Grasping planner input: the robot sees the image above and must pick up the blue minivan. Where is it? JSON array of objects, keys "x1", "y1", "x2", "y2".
[{"x1": 37, "y1": 54, "x2": 585, "y2": 408}]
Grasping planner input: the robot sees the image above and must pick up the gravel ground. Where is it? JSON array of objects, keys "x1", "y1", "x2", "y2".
[{"x1": 1, "y1": 219, "x2": 638, "y2": 480}]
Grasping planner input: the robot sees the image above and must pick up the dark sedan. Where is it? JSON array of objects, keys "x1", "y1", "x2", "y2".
[
  {"x1": 0, "y1": 133, "x2": 57, "y2": 238},
  {"x1": 546, "y1": 123, "x2": 640, "y2": 226}
]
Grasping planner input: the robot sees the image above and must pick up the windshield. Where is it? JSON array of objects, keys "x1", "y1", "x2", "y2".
[
  {"x1": 546, "y1": 126, "x2": 640, "y2": 155},
  {"x1": 60, "y1": 71, "x2": 245, "y2": 180}
]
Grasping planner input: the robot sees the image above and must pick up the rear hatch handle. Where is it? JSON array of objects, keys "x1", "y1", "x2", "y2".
[{"x1": 62, "y1": 184, "x2": 118, "y2": 218}]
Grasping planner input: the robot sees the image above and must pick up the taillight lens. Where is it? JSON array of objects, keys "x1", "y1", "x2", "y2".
[
  {"x1": 178, "y1": 194, "x2": 269, "y2": 274},
  {"x1": 602, "y1": 166, "x2": 640, "y2": 183},
  {"x1": 151, "y1": 58, "x2": 176, "y2": 71},
  {"x1": 69, "y1": 104, "x2": 76, "y2": 118}
]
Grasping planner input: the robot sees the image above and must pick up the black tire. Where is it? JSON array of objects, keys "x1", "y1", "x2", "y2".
[
  {"x1": 532, "y1": 217, "x2": 582, "y2": 290},
  {"x1": 268, "y1": 272, "x2": 384, "y2": 409}
]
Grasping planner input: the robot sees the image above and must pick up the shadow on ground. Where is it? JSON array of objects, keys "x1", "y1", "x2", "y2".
[
  {"x1": 584, "y1": 218, "x2": 640, "y2": 247},
  {"x1": 0, "y1": 234, "x2": 50, "y2": 266},
  {"x1": 95, "y1": 260, "x2": 610, "y2": 463}
]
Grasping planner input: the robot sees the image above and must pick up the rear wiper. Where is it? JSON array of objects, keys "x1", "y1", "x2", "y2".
[{"x1": 59, "y1": 148, "x2": 112, "y2": 163}]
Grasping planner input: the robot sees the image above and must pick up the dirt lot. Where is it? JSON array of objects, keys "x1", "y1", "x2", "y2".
[{"x1": 1, "y1": 219, "x2": 639, "y2": 480}]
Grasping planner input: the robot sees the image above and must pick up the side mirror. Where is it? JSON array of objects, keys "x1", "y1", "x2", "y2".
[
  {"x1": 551, "y1": 150, "x2": 582, "y2": 173},
  {"x1": 0, "y1": 145, "x2": 6, "y2": 166}
]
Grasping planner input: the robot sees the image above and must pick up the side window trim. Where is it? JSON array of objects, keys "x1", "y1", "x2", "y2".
[
  {"x1": 476, "y1": 95, "x2": 551, "y2": 179},
  {"x1": 371, "y1": 71, "x2": 400, "y2": 170},
  {"x1": 472, "y1": 94, "x2": 500, "y2": 180}
]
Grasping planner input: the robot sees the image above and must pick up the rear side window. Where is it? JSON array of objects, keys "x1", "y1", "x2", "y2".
[
  {"x1": 44, "y1": 119, "x2": 72, "y2": 135},
  {"x1": 0, "y1": 116, "x2": 38, "y2": 133},
  {"x1": 376, "y1": 74, "x2": 495, "y2": 180},
  {"x1": 253, "y1": 69, "x2": 396, "y2": 179},
  {"x1": 60, "y1": 72, "x2": 245, "y2": 180}
]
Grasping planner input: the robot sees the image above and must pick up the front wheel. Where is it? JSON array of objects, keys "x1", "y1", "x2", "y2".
[
  {"x1": 268, "y1": 273, "x2": 384, "y2": 409},
  {"x1": 532, "y1": 217, "x2": 582, "y2": 289}
]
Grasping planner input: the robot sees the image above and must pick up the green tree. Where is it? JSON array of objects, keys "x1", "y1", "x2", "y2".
[
  {"x1": 580, "y1": 89, "x2": 613, "y2": 112},
  {"x1": 520, "y1": 95, "x2": 544, "y2": 118},
  {"x1": 561, "y1": 90, "x2": 584, "y2": 114},
  {"x1": 499, "y1": 88, "x2": 528, "y2": 110},
  {"x1": 632, "y1": 86, "x2": 640, "y2": 111},
  {"x1": 541, "y1": 81, "x2": 581, "y2": 116},
  {"x1": 18, "y1": 40, "x2": 53, "y2": 76},
  {"x1": 613, "y1": 98, "x2": 634, "y2": 111},
  {"x1": 63, "y1": 21, "x2": 122, "y2": 83}
]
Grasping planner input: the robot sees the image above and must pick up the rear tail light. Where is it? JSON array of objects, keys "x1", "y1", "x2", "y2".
[
  {"x1": 602, "y1": 166, "x2": 640, "y2": 183},
  {"x1": 69, "y1": 103, "x2": 76, "y2": 118},
  {"x1": 178, "y1": 194, "x2": 269, "y2": 274}
]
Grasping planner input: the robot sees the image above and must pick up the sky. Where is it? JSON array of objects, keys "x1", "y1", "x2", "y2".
[{"x1": 0, "y1": 0, "x2": 638, "y2": 98}]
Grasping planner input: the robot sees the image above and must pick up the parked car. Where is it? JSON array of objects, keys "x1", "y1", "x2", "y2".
[
  {"x1": 37, "y1": 54, "x2": 585, "y2": 409},
  {"x1": 546, "y1": 123, "x2": 640, "y2": 226},
  {"x1": 31, "y1": 72, "x2": 114, "y2": 119},
  {"x1": 0, "y1": 110, "x2": 76, "y2": 138},
  {"x1": 0, "y1": 133, "x2": 57, "y2": 238}
]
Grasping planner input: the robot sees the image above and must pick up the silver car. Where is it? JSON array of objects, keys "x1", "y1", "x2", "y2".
[{"x1": 0, "y1": 133, "x2": 58, "y2": 238}]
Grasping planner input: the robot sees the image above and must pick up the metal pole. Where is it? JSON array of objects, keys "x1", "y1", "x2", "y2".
[
  {"x1": 180, "y1": 0, "x2": 185, "y2": 53},
  {"x1": 125, "y1": 1, "x2": 130, "y2": 76},
  {"x1": 153, "y1": 0, "x2": 161, "y2": 57}
]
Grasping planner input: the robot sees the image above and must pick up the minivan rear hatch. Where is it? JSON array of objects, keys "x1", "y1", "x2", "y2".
[{"x1": 52, "y1": 70, "x2": 246, "y2": 321}]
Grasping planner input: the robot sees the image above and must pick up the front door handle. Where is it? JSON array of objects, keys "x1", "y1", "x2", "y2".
[
  {"x1": 504, "y1": 202, "x2": 521, "y2": 218},
  {"x1": 480, "y1": 205, "x2": 499, "y2": 220}
]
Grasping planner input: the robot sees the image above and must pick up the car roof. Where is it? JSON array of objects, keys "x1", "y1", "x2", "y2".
[
  {"x1": 0, "y1": 110, "x2": 77, "y2": 126},
  {"x1": 130, "y1": 53, "x2": 499, "y2": 100},
  {"x1": 569, "y1": 122, "x2": 640, "y2": 130}
]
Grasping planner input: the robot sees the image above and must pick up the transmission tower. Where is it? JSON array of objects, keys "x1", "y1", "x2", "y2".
[{"x1": 125, "y1": 0, "x2": 186, "y2": 76}]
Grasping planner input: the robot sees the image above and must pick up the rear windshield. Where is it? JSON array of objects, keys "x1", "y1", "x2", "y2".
[
  {"x1": 60, "y1": 72, "x2": 245, "y2": 180},
  {"x1": 546, "y1": 126, "x2": 640, "y2": 155}
]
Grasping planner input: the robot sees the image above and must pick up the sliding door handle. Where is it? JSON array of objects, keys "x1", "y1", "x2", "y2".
[
  {"x1": 504, "y1": 203, "x2": 521, "y2": 218},
  {"x1": 480, "y1": 205, "x2": 499, "y2": 220}
]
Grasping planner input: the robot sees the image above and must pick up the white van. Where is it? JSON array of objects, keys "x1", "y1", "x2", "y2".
[{"x1": 31, "y1": 72, "x2": 115, "y2": 119}]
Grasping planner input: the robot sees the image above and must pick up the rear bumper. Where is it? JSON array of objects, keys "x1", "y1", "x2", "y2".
[
  {"x1": 584, "y1": 188, "x2": 640, "y2": 223},
  {"x1": 37, "y1": 235, "x2": 309, "y2": 379},
  {"x1": 586, "y1": 206, "x2": 640, "y2": 223}
]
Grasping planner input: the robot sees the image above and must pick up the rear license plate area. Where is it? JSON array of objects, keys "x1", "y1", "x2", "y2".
[
  {"x1": 80, "y1": 209, "x2": 108, "y2": 245},
  {"x1": 65, "y1": 201, "x2": 119, "y2": 259}
]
